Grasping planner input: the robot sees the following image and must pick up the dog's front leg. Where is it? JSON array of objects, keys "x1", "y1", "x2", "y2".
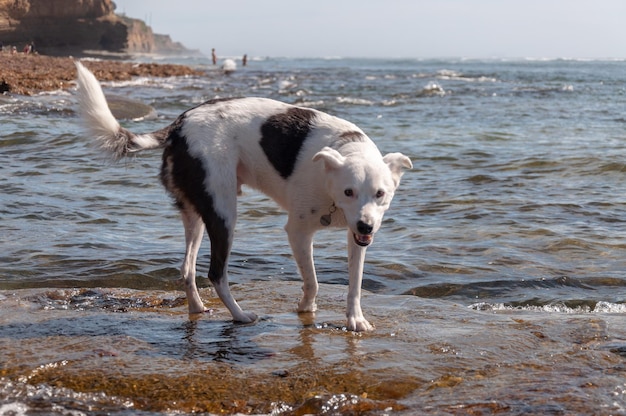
[
  {"x1": 286, "y1": 222, "x2": 318, "y2": 313},
  {"x1": 346, "y1": 231, "x2": 374, "y2": 331}
]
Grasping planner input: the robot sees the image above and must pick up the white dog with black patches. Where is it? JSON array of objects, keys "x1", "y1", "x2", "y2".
[{"x1": 75, "y1": 61, "x2": 412, "y2": 331}]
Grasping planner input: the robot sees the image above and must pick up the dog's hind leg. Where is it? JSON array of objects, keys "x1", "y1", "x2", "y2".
[
  {"x1": 286, "y1": 221, "x2": 318, "y2": 313},
  {"x1": 165, "y1": 139, "x2": 255, "y2": 322},
  {"x1": 180, "y1": 206, "x2": 207, "y2": 313},
  {"x1": 203, "y1": 196, "x2": 258, "y2": 324}
]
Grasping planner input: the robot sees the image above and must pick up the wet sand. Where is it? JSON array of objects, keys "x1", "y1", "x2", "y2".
[
  {"x1": 1, "y1": 282, "x2": 625, "y2": 414},
  {"x1": 0, "y1": 53, "x2": 203, "y2": 95}
]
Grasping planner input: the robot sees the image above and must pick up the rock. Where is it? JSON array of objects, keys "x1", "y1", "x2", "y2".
[
  {"x1": 0, "y1": 54, "x2": 204, "y2": 95},
  {"x1": 106, "y1": 95, "x2": 157, "y2": 121},
  {"x1": 222, "y1": 58, "x2": 237, "y2": 74}
]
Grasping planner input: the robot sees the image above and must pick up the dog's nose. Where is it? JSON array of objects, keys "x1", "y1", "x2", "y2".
[{"x1": 357, "y1": 220, "x2": 373, "y2": 235}]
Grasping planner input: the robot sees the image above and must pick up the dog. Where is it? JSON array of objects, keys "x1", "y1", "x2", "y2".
[{"x1": 74, "y1": 61, "x2": 412, "y2": 331}]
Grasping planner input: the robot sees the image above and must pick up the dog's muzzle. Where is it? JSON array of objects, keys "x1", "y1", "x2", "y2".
[{"x1": 354, "y1": 221, "x2": 374, "y2": 247}]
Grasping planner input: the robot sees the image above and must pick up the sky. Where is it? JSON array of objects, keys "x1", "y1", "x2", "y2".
[{"x1": 113, "y1": 0, "x2": 626, "y2": 59}]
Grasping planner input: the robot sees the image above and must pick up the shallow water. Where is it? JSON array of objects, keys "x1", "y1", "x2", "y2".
[
  {"x1": 1, "y1": 57, "x2": 626, "y2": 414},
  {"x1": 1, "y1": 283, "x2": 626, "y2": 415}
]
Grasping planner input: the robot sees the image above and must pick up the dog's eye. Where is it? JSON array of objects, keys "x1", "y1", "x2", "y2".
[
  {"x1": 344, "y1": 189, "x2": 354, "y2": 197},
  {"x1": 376, "y1": 190, "x2": 385, "y2": 198}
]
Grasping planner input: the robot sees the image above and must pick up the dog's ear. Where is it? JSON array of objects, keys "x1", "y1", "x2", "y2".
[
  {"x1": 313, "y1": 147, "x2": 346, "y2": 171},
  {"x1": 383, "y1": 152, "x2": 413, "y2": 185}
]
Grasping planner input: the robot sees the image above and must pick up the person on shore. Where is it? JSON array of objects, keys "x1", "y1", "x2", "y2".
[
  {"x1": 242, "y1": 54, "x2": 248, "y2": 66},
  {"x1": 212, "y1": 48, "x2": 217, "y2": 65}
]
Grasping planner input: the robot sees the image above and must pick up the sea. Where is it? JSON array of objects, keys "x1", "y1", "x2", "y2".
[{"x1": 1, "y1": 56, "x2": 626, "y2": 415}]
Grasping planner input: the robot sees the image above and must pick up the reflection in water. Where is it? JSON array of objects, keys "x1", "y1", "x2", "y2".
[{"x1": 180, "y1": 317, "x2": 274, "y2": 363}]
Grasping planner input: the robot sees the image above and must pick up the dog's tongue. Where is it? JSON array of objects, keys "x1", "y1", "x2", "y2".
[{"x1": 354, "y1": 233, "x2": 373, "y2": 247}]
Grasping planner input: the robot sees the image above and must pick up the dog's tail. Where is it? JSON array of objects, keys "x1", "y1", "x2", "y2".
[{"x1": 75, "y1": 61, "x2": 166, "y2": 160}]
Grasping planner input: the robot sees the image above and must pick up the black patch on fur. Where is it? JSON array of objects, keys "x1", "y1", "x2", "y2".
[
  {"x1": 260, "y1": 107, "x2": 316, "y2": 179},
  {"x1": 160, "y1": 118, "x2": 231, "y2": 284}
]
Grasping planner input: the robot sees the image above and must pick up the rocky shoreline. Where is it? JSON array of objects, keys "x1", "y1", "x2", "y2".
[{"x1": 0, "y1": 52, "x2": 204, "y2": 95}]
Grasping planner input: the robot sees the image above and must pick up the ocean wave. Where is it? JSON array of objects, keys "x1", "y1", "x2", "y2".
[
  {"x1": 336, "y1": 96, "x2": 374, "y2": 105},
  {"x1": 34, "y1": 89, "x2": 73, "y2": 97},
  {"x1": 418, "y1": 81, "x2": 446, "y2": 96},
  {"x1": 0, "y1": 95, "x2": 74, "y2": 116},
  {"x1": 0, "y1": 377, "x2": 133, "y2": 415},
  {"x1": 412, "y1": 70, "x2": 498, "y2": 83},
  {"x1": 512, "y1": 85, "x2": 575, "y2": 95},
  {"x1": 102, "y1": 77, "x2": 159, "y2": 88},
  {"x1": 435, "y1": 69, "x2": 497, "y2": 82},
  {"x1": 521, "y1": 56, "x2": 626, "y2": 63},
  {"x1": 295, "y1": 99, "x2": 325, "y2": 108},
  {"x1": 470, "y1": 300, "x2": 626, "y2": 314},
  {"x1": 277, "y1": 78, "x2": 298, "y2": 92}
]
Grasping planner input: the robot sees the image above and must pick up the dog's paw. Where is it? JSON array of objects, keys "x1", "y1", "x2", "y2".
[
  {"x1": 188, "y1": 305, "x2": 209, "y2": 314},
  {"x1": 297, "y1": 300, "x2": 318, "y2": 313},
  {"x1": 346, "y1": 316, "x2": 374, "y2": 332},
  {"x1": 234, "y1": 311, "x2": 258, "y2": 324}
]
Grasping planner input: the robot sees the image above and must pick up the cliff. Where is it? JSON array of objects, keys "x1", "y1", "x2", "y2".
[{"x1": 0, "y1": 0, "x2": 191, "y2": 55}]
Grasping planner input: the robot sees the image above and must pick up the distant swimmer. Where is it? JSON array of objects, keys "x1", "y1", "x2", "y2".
[{"x1": 242, "y1": 54, "x2": 248, "y2": 66}]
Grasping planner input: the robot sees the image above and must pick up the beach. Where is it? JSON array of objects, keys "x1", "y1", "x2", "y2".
[
  {"x1": 2, "y1": 56, "x2": 626, "y2": 414},
  {"x1": 0, "y1": 52, "x2": 202, "y2": 95}
]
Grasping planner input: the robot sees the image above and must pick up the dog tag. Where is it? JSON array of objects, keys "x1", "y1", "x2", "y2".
[{"x1": 320, "y1": 203, "x2": 336, "y2": 226}]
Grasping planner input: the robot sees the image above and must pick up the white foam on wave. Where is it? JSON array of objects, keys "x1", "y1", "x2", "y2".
[
  {"x1": 437, "y1": 69, "x2": 462, "y2": 78},
  {"x1": 436, "y1": 69, "x2": 497, "y2": 83},
  {"x1": 278, "y1": 78, "x2": 297, "y2": 92},
  {"x1": 336, "y1": 96, "x2": 374, "y2": 105},
  {"x1": 102, "y1": 77, "x2": 157, "y2": 88},
  {"x1": 519, "y1": 56, "x2": 626, "y2": 62},
  {"x1": 0, "y1": 375, "x2": 134, "y2": 413},
  {"x1": 35, "y1": 89, "x2": 73, "y2": 97},
  {"x1": 296, "y1": 99, "x2": 325, "y2": 108},
  {"x1": 0, "y1": 402, "x2": 29, "y2": 416},
  {"x1": 419, "y1": 81, "x2": 446, "y2": 96},
  {"x1": 470, "y1": 301, "x2": 626, "y2": 314}
]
